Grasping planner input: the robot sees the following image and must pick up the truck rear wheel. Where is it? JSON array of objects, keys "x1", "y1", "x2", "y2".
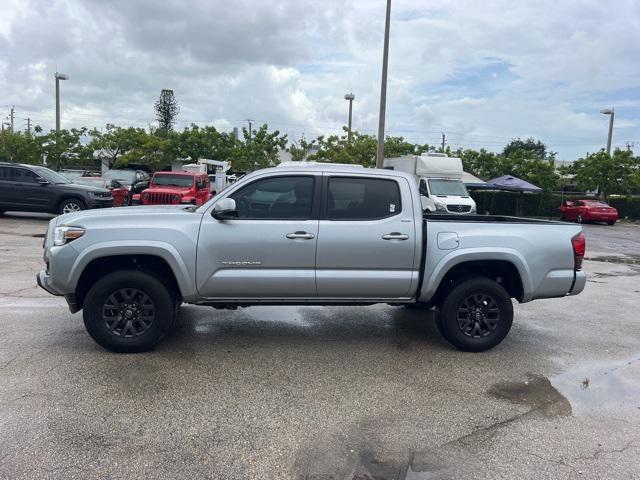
[
  {"x1": 82, "y1": 270, "x2": 175, "y2": 353},
  {"x1": 436, "y1": 277, "x2": 513, "y2": 352}
]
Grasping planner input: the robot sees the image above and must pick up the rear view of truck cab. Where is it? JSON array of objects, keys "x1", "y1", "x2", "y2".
[{"x1": 384, "y1": 153, "x2": 476, "y2": 214}]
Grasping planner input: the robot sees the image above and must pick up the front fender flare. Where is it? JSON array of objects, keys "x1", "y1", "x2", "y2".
[{"x1": 67, "y1": 241, "x2": 196, "y2": 299}]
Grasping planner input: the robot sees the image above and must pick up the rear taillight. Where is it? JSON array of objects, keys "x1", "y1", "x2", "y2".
[{"x1": 571, "y1": 232, "x2": 586, "y2": 271}]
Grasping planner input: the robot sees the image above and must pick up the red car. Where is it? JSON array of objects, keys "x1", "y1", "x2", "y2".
[
  {"x1": 74, "y1": 177, "x2": 130, "y2": 206},
  {"x1": 559, "y1": 199, "x2": 618, "y2": 225},
  {"x1": 140, "y1": 172, "x2": 212, "y2": 206}
]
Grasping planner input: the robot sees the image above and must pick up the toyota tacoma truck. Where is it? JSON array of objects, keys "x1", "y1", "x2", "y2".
[{"x1": 37, "y1": 163, "x2": 586, "y2": 353}]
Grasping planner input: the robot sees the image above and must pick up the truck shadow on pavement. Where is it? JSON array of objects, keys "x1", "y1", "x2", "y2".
[{"x1": 161, "y1": 304, "x2": 448, "y2": 353}]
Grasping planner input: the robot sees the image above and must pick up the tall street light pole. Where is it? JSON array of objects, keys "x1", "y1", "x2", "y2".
[
  {"x1": 600, "y1": 108, "x2": 615, "y2": 155},
  {"x1": 55, "y1": 72, "x2": 69, "y2": 132},
  {"x1": 344, "y1": 92, "x2": 355, "y2": 142},
  {"x1": 376, "y1": 0, "x2": 392, "y2": 168}
]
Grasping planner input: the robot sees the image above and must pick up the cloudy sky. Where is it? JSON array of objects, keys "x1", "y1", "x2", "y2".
[{"x1": 1, "y1": 0, "x2": 639, "y2": 159}]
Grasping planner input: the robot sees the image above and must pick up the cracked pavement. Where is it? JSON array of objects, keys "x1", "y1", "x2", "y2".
[{"x1": 0, "y1": 212, "x2": 639, "y2": 479}]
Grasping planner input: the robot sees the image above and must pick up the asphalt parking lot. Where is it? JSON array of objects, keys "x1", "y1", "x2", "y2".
[{"x1": 1, "y1": 213, "x2": 639, "y2": 480}]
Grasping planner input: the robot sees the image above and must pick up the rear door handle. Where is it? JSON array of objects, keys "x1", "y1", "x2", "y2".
[
  {"x1": 382, "y1": 232, "x2": 409, "y2": 240},
  {"x1": 286, "y1": 231, "x2": 315, "y2": 240}
]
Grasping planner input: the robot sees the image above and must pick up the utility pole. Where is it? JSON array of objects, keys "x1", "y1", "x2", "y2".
[
  {"x1": 375, "y1": 0, "x2": 392, "y2": 168},
  {"x1": 55, "y1": 72, "x2": 69, "y2": 132},
  {"x1": 25, "y1": 118, "x2": 32, "y2": 134},
  {"x1": 9, "y1": 106, "x2": 15, "y2": 132},
  {"x1": 441, "y1": 133, "x2": 446, "y2": 152},
  {"x1": 344, "y1": 92, "x2": 355, "y2": 142}
]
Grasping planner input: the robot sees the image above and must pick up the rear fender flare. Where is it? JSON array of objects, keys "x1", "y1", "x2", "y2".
[{"x1": 419, "y1": 248, "x2": 533, "y2": 303}]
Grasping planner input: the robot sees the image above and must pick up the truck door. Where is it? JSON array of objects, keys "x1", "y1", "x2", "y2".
[
  {"x1": 196, "y1": 173, "x2": 319, "y2": 298},
  {"x1": 316, "y1": 174, "x2": 418, "y2": 298}
]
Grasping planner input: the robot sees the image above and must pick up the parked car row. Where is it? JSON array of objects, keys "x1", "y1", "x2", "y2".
[{"x1": 0, "y1": 162, "x2": 622, "y2": 224}]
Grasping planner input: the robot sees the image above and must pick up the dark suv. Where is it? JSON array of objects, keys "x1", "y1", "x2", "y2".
[{"x1": 0, "y1": 163, "x2": 113, "y2": 215}]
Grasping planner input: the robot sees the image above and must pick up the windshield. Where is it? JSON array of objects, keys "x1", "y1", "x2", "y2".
[
  {"x1": 33, "y1": 167, "x2": 71, "y2": 184},
  {"x1": 74, "y1": 178, "x2": 107, "y2": 188},
  {"x1": 104, "y1": 170, "x2": 136, "y2": 183},
  {"x1": 152, "y1": 174, "x2": 194, "y2": 187},
  {"x1": 428, "y1": 179, "x2": 469, "y2": 196}
]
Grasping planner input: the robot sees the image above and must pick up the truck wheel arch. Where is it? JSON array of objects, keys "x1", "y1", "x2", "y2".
[
  {"x1": 422, "y1": 258, "x2": 528, "y2": 306},
  {"x1": 74, "y1": 254, "x2": 184, "y2": 311}
]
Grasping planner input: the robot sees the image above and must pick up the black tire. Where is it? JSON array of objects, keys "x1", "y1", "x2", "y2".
[
  {"x1": 436, "y1": 277, "x2": 513, "y2": 352},
  {"x1": 58, "y1": 198, "x2": 86, "y2": 214},
  {"x1": 607, "y1": 221, "x2": 615, "y2": 226},
  {"x1": 82, "y1": 270, "x2": 175, "y2": 353},
  {"x1": 576, "y1": 213, "x2": 583, "y2": 224}
]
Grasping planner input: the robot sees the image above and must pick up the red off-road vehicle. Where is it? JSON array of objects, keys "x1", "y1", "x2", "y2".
[{"x1": 140, "y1": 172, "x2": 212, "y2": 206}]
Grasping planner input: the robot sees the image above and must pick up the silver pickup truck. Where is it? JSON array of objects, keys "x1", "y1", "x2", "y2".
[{"x1": 37, "y1": 163, "x2": 586, "y2": 353}]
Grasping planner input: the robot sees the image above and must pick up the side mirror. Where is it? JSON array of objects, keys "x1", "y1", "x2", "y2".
[
  {"x1": 212, "y1": 198, "x2": 238, "y2": 220},
  {"x1": 37, "y1": 178, "x2": 49, "y2": 186}
]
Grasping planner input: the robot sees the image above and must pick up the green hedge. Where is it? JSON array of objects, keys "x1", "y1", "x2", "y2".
[
  {"x1": 468, "y1": 191, "x2": 640, "y2": 219},
  {"x1": 608, "y1": 197, "x2": 640, "y2": 219}
]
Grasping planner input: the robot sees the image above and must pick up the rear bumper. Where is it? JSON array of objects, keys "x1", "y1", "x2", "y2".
[
  {"x1": 584, "y1": 212, "x2": 618, "y2": 222},
  {"x1": 569, "y1": 270, "x2": 587, "y2": 296}
]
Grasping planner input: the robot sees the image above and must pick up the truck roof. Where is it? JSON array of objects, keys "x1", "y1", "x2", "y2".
[{"x1": 255, "y1": 162, "x2": 418, "y2": 183}]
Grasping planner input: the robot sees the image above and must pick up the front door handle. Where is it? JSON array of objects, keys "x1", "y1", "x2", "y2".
[
  {"x1": 286, "y1": 231, "x2": 315, "y2": 240},
  {"x1": 382, "y1": 232, "x2": 409, "y2": 241}
]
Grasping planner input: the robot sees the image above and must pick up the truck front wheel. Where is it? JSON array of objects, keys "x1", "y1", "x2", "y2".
[
  {"x1": 82, "y1": 270, "x2": 175, "y2": 353},
  {"x1": 436, "y1": 277, "x2": 513, "y2": 352}
]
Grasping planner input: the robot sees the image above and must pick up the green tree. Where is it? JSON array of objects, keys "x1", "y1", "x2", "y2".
[
  {"x1": 119, "y1": 133, "x2": 172, "y2": 170},
  {"x1": 456, "y1": 148, "x2": 503, "y2": 180},
  {"x1": 288, "y1": 136, "x2": 317, "y2": 162},
  {"x1": 174, "y1": 124, "x2": 238, "y2": 163},
  {"x1": 311, "y1": 129, "x2": 377, "y2": 167},
  {"x1": 154, "y1": 89, "x2": 180, "y2": 132},
  {"x1": 503, "y1": 137, "x2": 553, "y2": 160},
  {"x1": 41, "y1": 128, "x2": 91, "y2": 170},
  {"x1": 0, "y1": 128, "x2": 45, "y2": 164},
  {"x1": 384, "y1": 136, "x2": 417, "y2": 157},
  {"x1": 571, "y1": 148, "x2": 640, "y2": 199},
  {"x1": 88, "y1": 124, "x2": 148, "y2": 168},
  {"x1": 231, "y1": 124, "x2": 288, "y2": 172}
]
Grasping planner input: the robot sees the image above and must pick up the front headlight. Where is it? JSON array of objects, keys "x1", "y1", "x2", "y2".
[
  {"x1": 53, "y1": 226, "x2": 85, "y2": 246},
  {"x1": 434, "y1": 201, "x2": 447, "y2": 212}
]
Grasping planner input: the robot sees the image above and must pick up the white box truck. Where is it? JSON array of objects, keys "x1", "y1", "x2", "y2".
[{"x1": 383, "y1": 153, "x2": 476, "y2": 214}]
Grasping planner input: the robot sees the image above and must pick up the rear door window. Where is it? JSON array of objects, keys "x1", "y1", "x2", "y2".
[
  {"x1": 14, "y1": 168, "x2": 40, "y2": 183},
  {"x1": 327, "y1": 177, "x2": 401, "y2": 220}
]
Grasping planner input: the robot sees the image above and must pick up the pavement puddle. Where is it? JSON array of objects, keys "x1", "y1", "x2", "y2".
[
  {"x1": 486, "y1": 355, "x2": 640, "y2": 418},
  {"x1": 551, "y1": 354, "x2": 640, "y2": 415},
  {"x1": 487, "y1": 374, "x2": 572, "y2": 416}
]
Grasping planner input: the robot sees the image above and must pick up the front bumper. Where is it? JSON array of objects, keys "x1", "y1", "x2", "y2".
[
  {"x1": 36, "y1": 270, "x2": 60, "y2": 296},
  {"x1": 37, "y1": 271, "x2": 80, "y2": 313},
  {"x1": 87, "y1": 198, "x2": 114, "y2": 209}
]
